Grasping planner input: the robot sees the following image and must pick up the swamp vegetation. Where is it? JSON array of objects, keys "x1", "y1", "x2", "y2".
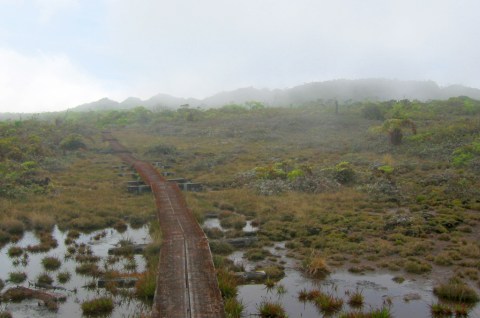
[{"x1": 1, "y1": 97, "x2": 480, "y2": 316}]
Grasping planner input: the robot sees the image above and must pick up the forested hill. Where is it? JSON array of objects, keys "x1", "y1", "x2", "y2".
[{"x1": 70, "y1": 79, "x2": 480, "y2": 112}]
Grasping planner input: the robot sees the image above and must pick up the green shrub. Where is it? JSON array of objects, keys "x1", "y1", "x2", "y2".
[{"x1": 333, "y1": 161, "x2": 355, "y2": 184}]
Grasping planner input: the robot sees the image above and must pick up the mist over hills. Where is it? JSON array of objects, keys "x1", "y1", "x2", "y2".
[{"x1": 70, "y1": 79, "x2": 480, "y2": 112}]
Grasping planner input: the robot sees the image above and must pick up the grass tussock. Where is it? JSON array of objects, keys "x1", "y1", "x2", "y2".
[
  {"x1": 224, "y1": 297, "x2": 243, "y2": 318},
  {"x1": 433, "y1": 278, "x2": 479, "y2": 303},
  {"x1": 36, "y1": 272, "x2": 54, "y2": 285},
  {"x1": 81, "y1": 297, "x2": 114, "y2": 316},
  {"x1": 135, "y1": 271, "x2": 156, "y2": 300},
  {"x1": 75, "y1": 263, "x2": 102, "y2": 277},
  {"x1": 8, "y1": 271, "x2": 27, "y2": 284},
  {"x1": 303, "y1": 255, "x2": 330, "y2": 278},
  {"x1": 258, "y1": 301, "x2": 288, "y2": 318},
  {"x1": 7, "y1": 246, "x2": 24, "y2": 257},
  {"x1": 57, "y1": 271, "x2": 71, "y2": 284},
  {"x1": 217, "y1": 269, "x2": 238, "y2": 299},
  {"x1": 41, "y1": 256, "x2": 62, "y2": 271},
  {"x1": 348, "y1": 289, "x2": 364, "y2": 308}
]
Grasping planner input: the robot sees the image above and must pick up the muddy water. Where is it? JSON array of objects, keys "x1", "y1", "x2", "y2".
[
  {"x1": 236, "y1": 242, "x2": 480, "y2": 318},
  {"x1": 0, "y1": 225, "x2": 151, "y2": 318},
  {"x1": 202, "y1": 217, "x2": 258, "y2": 233},
  {"x1": 214, "y1": 229, "x2": 480, "y2": 318}
]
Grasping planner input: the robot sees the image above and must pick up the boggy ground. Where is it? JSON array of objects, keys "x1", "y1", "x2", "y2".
[
  {"x1": 0, "y1": 128, "x2": 161, "y2": 317},
  {"x1": 1, "y1": 99, "x2": 480, "y2": 316},
  {"x1": 112, "y1": 101, "x2": 480, "y2": 305}
]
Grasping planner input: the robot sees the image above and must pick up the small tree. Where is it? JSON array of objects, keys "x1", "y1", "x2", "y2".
[{"x1": 376, "y1": 119, "x2": 417, "y2": 145}]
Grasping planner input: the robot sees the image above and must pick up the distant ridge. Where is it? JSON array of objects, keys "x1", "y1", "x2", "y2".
[{"x1": 69, "y1": 79, "x2": 480, "y2": 112}]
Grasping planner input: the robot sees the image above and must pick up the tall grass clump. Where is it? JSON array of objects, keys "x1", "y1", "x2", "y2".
[
  {"x1": 314, "y1": 293, "x2": 344, "y2": 314},
  {"x1": 433, "y1": 278, "x2": 479, "y2": 303},
  {"x1": 36, "y1": 272, "x2": 54, "y2": 285},
  {"x1": 135, "y1": 270, "x2": 156, "y2": 301},
  {"x1": 57, "y1": 271, "x2": 71, "y2": 284},
  {"x1": 258, "y1": 301, "x2": 288, "y2": 318},
  {"x1": 303, "y1": 254, "x2": 330, "y2": 278},
  {"x1": 81, "y1": 297, "x2": 114, "y2": 316},
  {"x1": 7, "y1": 246, "x2": 23, "y2": 257},
  {"x1": 8, "y1": 271, "x2": 27, "y2": 284},
  {"x1": 41, "y1": 256, "x2": 62, "y2": 271},
  {"x1": 348, "y1": 289, "x2": 364, "y2": 308},
  {"x1": 224, "y1": 297, "x2": 243, "y2": 318},
  {"x1": 217, "y1": 269, "x2": 238, "y2": 299}
]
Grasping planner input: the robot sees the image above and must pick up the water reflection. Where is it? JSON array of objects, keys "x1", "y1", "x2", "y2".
[{"x1": 0, "y1": 225, "x2": 151, "y2": 318}]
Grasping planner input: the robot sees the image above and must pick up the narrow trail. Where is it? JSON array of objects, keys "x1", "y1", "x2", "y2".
[{"x1": 103, "y1": 132, "x2": 225, "y2": 318}]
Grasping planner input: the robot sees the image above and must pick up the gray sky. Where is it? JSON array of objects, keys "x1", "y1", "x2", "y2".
[{"x1": 1, "y1": 0, "x2": 479, "y2": 112}]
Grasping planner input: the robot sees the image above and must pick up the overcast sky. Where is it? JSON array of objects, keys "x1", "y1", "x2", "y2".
[{"x1": 0, "y1": 0, "x2": 479, "y2": 113}]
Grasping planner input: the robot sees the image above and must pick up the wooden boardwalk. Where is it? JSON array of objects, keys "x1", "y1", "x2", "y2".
[{"x1": 103, "y1": 132, "x2": 225, "y2": 318}]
